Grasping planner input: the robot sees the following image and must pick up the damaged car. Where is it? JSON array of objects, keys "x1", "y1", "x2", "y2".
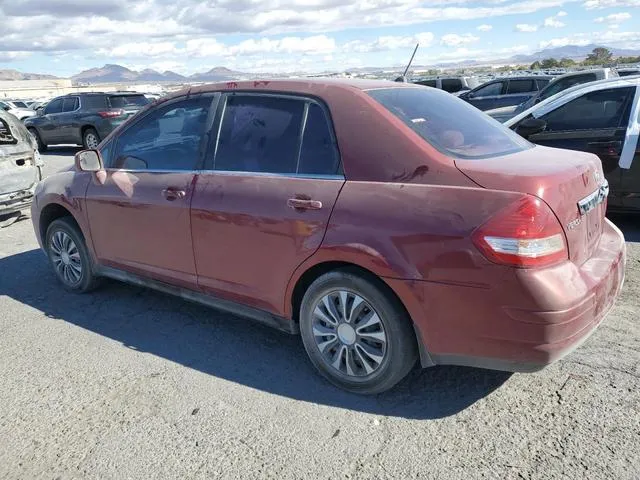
[
  {"x1": 506, "y1": 76, "x2": 640, "y2": 212},
  {"x1": 0, "y1": 108, "x2": 43, "y2": 225}
]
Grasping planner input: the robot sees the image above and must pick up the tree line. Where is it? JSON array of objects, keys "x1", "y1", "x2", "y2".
[{"x1": 529, "y1": 47, "x2": 639, "y2": 70}]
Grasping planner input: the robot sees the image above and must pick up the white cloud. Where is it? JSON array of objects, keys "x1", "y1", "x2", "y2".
[
  {"x1": 544, "y1": 15, "x2": 566, "y2": 27},
  {"x1": 539, "y1": 29, "x2": 640, "y2": 49},
  {"x1": 440, "y1": 33, "x2": 480, "y2": 47},
  {"x1": 583, "y1": 0, "x2": 640, "y2": 9},
  {"x1": 594, "y1": 12, "x2": 632, "y2": 23},
  {"x1": 557, "y1": 10, "x2": 568, "y2": 16},
  {"x1": 345, "y1": 32, "x2": 434, "y2": 53},
  {"x1": 516, "y1": 24, "x2": 539, "y2": 32},
  {"x1": 477, "y1": 24, "x2": 493, "y2": 32}
]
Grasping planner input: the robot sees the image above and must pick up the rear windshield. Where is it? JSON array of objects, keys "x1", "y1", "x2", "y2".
[
  {"x1": 368, "y1": 87, "x2": 532, "y2": 159},
  {"x1": 12, "y1": 101, "x2": 28, "y2": 108},
  {"x1": 108, "y1": 95, "x2": 149, "y2": 108}
]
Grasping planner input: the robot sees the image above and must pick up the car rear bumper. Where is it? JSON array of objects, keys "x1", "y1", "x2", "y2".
[{"x1": 386, "y1": 218, "x2": 626, "y2": 371}]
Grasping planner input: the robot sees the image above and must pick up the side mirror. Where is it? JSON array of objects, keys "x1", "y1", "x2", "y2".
[
  {"x1": 36, "y1": 108, "x2": 44, "y2": 116},
  {"x1": 75, "y1": 149, "x2": 103, "y2": 172},
  {"x1": 515, "y1": 117, "x2": 547, "y2": 139}
]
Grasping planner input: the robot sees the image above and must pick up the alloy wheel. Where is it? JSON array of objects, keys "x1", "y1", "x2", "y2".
[
  {"x1": 311, "y1": 290, "x2": 388, "y2": 377},
  {"x1": 49, "y1": 230, "x2": 83, "y2": 285}
]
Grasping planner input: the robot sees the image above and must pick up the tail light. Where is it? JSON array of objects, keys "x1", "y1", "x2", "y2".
[
  {"x1": 472, "y1": 195, "x2": 567, "y2": 268},
  {"x1": 98, "y1": 109, "x2": 124, "y2": 118}
]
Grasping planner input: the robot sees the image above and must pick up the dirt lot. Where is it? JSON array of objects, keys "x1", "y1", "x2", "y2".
[{"x1": 1, "y1": 148, "x2": 639, "y2": 480}]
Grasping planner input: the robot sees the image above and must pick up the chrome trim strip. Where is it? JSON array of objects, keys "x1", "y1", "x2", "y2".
[
  {"x1": 577, "y1": 179, "x2": 609, "y2": 215},
  {"x1": 103, "y1": 167, "x2": 345, "y2": 180}
]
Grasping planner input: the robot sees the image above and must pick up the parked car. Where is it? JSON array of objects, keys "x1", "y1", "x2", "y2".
[
  {"x1": 24, "y1": 92, "x2": 150, "y2": 151},
  {"x1": 413, "y1": 76, "x2": 480, "y2": 93},
  {"x1": 506, "y1": 76, "x2": 640, "y2": 212},
  {"x1": 31, "y1": 79, "x2": 625, "y2": 394},
  {"x1": 0, "y1": 109, "x2": 43, "y2": 221},
  {"x1": 617, "y1": 68, "x2": 640, "y2": 77},
  {"x1": 486, "y1": 68, "x2": 619, "y2": 122},
  {"x1": 0, "y1": 100, "x2": 37, "y2": 121},
  {"x1": 457, "y1": 76, "x2": 552, "y2": 111}
]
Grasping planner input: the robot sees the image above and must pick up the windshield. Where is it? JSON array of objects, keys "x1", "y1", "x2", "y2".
[
  {"x1": 108, "y1": 95, "x2": 149, "y2": 108},
  {"x1": 368, "y1": 87, "x2": 532, "y2": 160},
  {"x1": 12, "y1": 101, "x2": 28, "y2": 108}
]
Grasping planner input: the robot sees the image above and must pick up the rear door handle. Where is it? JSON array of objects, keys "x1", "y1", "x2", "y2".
[
  {"x1": 287, "y1": 198, "x2": 323, "y2": 210},
  {"x1": 162, "y1": 188, "x2": 186, "y2": 201}
]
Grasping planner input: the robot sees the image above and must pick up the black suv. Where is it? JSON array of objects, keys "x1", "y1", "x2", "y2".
[{"x1": 24, "y1": 92, "x2": 150, "y2": 151}]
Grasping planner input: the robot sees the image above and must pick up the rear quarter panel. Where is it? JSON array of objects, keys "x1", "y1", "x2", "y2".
[{"x1": 286, "y1": 181, "x2": 527, "y2": 349}]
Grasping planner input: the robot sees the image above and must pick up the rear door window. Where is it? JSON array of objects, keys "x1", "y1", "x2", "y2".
[
  {"x1": 507, "y1": 79, "x2": 536, "y2": 94},
  {"x1": 540, "y1": 87, "x2": 635, "y2": 131},
  {"x1": 473, "y1": 82, "x2": 503, "y2": 97},
  {"x1": 441, "y1": 79, "x2": 463, "y2": 93},
  {"x1": 108, "y1": 95, "x2": 149, "y2": 108},
  {"x1": 214, "y1": 95, "x2": 305, "y2": 174},
  {"x1": 62, "y1": 97, "x2": 79, "y2": 112},
  {"x1": 368, "y1": 87, "x2": 531, "y2": 159},
  {"x1": 298, "y1": 103, "x2": 341, "y2": 175}
]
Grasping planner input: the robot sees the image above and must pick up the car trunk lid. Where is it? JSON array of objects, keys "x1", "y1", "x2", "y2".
[{"x1": 455, "y1": 145, "x2": 607, "y2": 266}]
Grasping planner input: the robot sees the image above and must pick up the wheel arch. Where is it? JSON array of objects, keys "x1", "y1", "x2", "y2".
[
  {"x1": 39, "y1": 202, "x2": 82, "y2": 244},
  {"x1": 287, "y1": 258, "x2": 435, "y2": 368}
]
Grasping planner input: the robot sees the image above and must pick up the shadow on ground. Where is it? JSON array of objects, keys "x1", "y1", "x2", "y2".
[
  {"x1": 1, "y1": 249, "x2": 513, "y2": 420},
  {"x1": 608, "y1": 213, "x2": 640, "y2": 243}
]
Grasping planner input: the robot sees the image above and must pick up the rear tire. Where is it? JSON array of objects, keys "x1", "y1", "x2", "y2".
[
  {"x1": 82, "y1": 128, "x2": 100, "y2": 149},
  {"x1": 28, "y1": 128, "x2": 47, "y2": 152},
  {"x1": 45, "y1": 217, "x2": 101, "y2": 293},
  {"x1": 299, "y1": 270, "x2": 417, "y2": 394}
]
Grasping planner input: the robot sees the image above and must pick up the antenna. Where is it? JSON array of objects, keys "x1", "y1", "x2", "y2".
[{"x1": 402, "y1": 43, "x2": 420, "y2": 78}]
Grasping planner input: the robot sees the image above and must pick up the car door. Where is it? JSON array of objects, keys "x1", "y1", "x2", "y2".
[
  {"x1": 56, "y1": 96, "x2": 80, "y2": 143},
  {"x1": 504, "y1": 79, "x2": 538, "y2": 108},
  {"x1": 39, "y1": 98, "x2": 64, "y2": 144},
  {"x1": 523, "y1": 86, "x2": 636, "y2": 210},
  {"x1": 85, "y1": 93, "x2": 217, "y2": 289},
  {"x1": 191, "y1": 93, "x2": 345, "y2": 315},
  {"x1": 465, "y1": 81, "x2": 506, "y2": 111},
  {"x1": 620, "y1": 87, "x2": 640, "y2": 211}
]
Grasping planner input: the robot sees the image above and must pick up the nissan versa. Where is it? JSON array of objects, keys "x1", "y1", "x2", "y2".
[{"x1": 31, "y1": 79, "x2": 626, "y2": 394}]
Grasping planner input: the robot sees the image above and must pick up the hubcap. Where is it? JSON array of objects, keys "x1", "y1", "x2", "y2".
[
  {"x1": 86, "y1": 133, "x2": 99, "y2": 149},
  {"x1": 49, "y1": 231, "x2": 82, "y2": 285},
  {"x1": 311, "y1": 290, "x2": 388, "y2": 377}
]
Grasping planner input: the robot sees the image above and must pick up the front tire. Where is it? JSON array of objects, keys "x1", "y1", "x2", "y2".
[
  {"x1": 45, "y1": 217, "x2": 100, "y2": 292},
  {"x1": 299, "y1": 270, "x2": 417, "y2": 394},
  {"x1": 82, "y1": 128, "x2": 100, "y2": 149}
]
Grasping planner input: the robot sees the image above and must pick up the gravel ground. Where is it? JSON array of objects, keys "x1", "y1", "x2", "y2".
[{"x1": 1, "y1": 148, "x2": 639, "y2": 480}]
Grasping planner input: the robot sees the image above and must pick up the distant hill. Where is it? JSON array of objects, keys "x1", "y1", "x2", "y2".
[
  {"x1": 510, "y1": 44, "x2": 640, "y2": 63},
  {"x1": 0, "y1": 69, "x2": 58, "y2": 81},
  {"x1": 187, "y1": 66, "x2": 246, "y2": 82},
  {"x1": 71, "y1": 64, "x2": 246, "y2": 84}
]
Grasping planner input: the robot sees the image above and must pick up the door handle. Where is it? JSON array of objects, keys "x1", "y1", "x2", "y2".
[
  {"x1": 287, "y1": 198, "x2": 323, "y2": 210},
  {"x1": 162, "y1": 188, "x2": 186, "y2": 201}
]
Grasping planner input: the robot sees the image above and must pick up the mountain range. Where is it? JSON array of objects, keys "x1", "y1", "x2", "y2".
[
  {"x1": 2, "y1": 44, "x2": 639, "y2": 83},
  {"x1": 70, "y1": 64, "x2": 246, "y2": 84}
]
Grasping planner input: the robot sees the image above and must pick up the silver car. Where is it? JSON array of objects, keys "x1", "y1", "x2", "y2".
[{"x1": 0, "y1": 109, "x2": 43, "y2": 222}]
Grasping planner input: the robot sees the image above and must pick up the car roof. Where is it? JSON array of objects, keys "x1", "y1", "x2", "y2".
[
  {"x1": 181, "y1": 77, "x2": 412, "y2": 97},
  {"x1": 505, "y1": 75, "x2": 640, "y2": 127}
]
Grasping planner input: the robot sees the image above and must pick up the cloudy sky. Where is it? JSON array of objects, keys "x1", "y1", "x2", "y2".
[{"x1": 0, "y1": 0, "x2": 638, "y2": 76}]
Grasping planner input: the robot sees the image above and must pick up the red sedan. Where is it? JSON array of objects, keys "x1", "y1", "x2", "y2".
[{"x1": 31, "y1": 79, "x2": 626, "y2": 394}]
